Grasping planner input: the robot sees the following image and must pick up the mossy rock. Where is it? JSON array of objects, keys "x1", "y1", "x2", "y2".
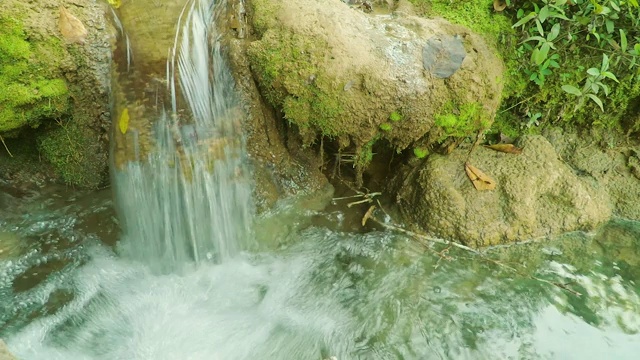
[
  {"x1": 0, "y1": 16, "x2": 70, "y2": 133},
  {"x1": 0, "y1": 1, "x2": 111, "y2": 188},
  {"x1": 248, "y1": 0, "x2": 504, "y2": 172}
]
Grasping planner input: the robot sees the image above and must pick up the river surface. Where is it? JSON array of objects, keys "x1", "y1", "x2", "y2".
[
  {"x1": 2, "y1": 0, "x2": 640, "y2": 358},
  {"x1": 1, "y1": 185, "x2": 640, "y2": 359}
]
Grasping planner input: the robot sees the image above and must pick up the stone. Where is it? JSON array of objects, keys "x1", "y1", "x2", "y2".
[
  {"x1": 0, "y1": 340, "x2": 17, "y2": 360},
  {"x1": 394, "y1": 136, "x2": 612, "y2": 247},
  {"x1": 422, "y1": 34, "x2": 467, "y2": 78}
]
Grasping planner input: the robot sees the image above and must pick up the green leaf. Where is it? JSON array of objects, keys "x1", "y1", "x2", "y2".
[
  {"x1": 605, "y1": 20, "x2": 614, "y2": 34},
  {"x1": 523, "y1": 36, "x2": 546, "y2": 44},
  {"x1": 630, "y1": 0, "x2": 639, "y2": 7},
  {"x1": 535, "y1": 19, "x2": 544, "y2": 36},
  {"x1": 512, "y1": 12, "x2": 536, "y2": 28},
  {"x1": 561, "y1": 85, "x2": 582, "y2": 96},
  {"x1": 634, "y1": 44, "x2": 640, "y2": 56},
  {"x1": 587, "y1": 68, "x2": 600, "y2": 76},
  {"x1": 601, "y1": 71, "x2": 619, "y2": 82},
  {"x1": 547, "y1": 23, "x2": 561, "y2": 41},
  {"x1": 610, "y1": 1, "x2": 620, "y2": 11},
  {"x1": 587, "y1": 94, "x2": 604, "y2": 112},
  {"x1": 620, "y1": 29, "x2": 628, "y2": 52},
  {"x1": 555, "y1": 0, "x2": 568, "y2": 6},
  {"x1": 539, "y1": 5, "x2": 550, "y2": 22}
]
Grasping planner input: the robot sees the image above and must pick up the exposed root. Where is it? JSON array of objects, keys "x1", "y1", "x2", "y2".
[{"x1": 0, "y1": 134, "x2": 13, "y2": 157}]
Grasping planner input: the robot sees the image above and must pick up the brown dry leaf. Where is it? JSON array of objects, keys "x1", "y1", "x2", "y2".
[
  {"x1": 465, "y1": 162, "x2": 496, "y2": 191},
  {"x1": 59, "y1": 6, "x2": 87, "y2": 44},
  {"x1": 493, "y1": 0, "x2": 507, "y2": 11},
  {"x1": 361, "y1": 205, "x2": 376, "y2": 227},
  {"x1": 484, "y1": 143, "x2": 523, "y2": 155}
]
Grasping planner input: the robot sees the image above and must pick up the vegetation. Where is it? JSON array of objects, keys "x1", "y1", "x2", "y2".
[
  {"x1": 247, "y1": 29, "x2": 344, "y2": 138},
  {"x1": 411, "y1": 0, "x2": 640, "y2": 139},
  {"x1": 434, "y1": 101, "x2": 491, "y2": 141},
  {"x1": 413, "y1": 147, "x2": 429, "y2": 158},
  {"x1": 0, "y1": 16, "x2": 70, "y2": 134}
]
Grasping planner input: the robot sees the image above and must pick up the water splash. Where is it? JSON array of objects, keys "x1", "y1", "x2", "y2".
[{"x1": 113, "y1": 0, "x2": 253, "y2": 272}]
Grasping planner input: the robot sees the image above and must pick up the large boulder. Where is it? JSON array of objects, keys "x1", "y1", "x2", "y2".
[
  {"x1": 247, "y1": 0, "x2": 504, "y2": 169},
  {"x1": 394, "y1": 136, "x2": 612, "y2": 247}
]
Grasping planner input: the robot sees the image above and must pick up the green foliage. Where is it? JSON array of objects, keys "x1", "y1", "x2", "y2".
[
  {"x1": 355, "y1": 136, "x2": 378, "y2": 169},
  {"x1": 435, "y1": 102, "x2": 490, "y2": 140},
  {"x1": 413, "y1": 147, "x2": 429, "y2": 158},
  {"x1": 501, "y1": 0, "x2": 640, "y2": 133},
  {"x1": 379, "y1": 122, "x2": 392, "y2": 131},
  {"x1": 389, "y1": 111, "x2": 403, "y2": 122},
  {"x1": 0, "y1": 16, "x2": 70, "y2": 133}
]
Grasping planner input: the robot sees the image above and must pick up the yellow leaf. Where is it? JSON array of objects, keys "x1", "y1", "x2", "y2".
[
  {"x1": 484, "y1": 143, "x2": 523, "y2": 154},
  {"x1": 361, "y1": 205, "x2": 376, "y2": 227},
  {"x1": 464, "y1": 162, "x2": 496, "y2": 191},
  {"x1": 119, "y1": 108, "x2": 129, "y2": 134},
  {"x1": 59, "y1": 7, "x2": 87, "y2": 44},
  {"x1": 107, "y1": 0, "x2": 122, "y2": 8}
]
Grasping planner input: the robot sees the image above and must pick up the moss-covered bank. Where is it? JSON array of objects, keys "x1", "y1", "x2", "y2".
[{"x1": 0, "y1": 0, "x2": 112, "y2": 188}]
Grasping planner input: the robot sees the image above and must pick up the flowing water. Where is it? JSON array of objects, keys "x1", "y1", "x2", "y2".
[{"x1": 2, "y1": 0, "x2": 640, "y2": 359}]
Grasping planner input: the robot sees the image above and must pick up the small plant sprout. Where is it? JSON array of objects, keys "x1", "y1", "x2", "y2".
[
  {"x1": 379, "y1": 123, "x2": 392, "y2": 131},
  {"x1": 561, "y1": 54, "x2": 619, "y2": 112}
]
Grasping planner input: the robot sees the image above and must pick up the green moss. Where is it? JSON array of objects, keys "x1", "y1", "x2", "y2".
[
  {"x1": 248, "y1": 29, "x2": 344, "y2": 138},
  {"x1": 410, "y1": 0, "x2": 512, "y2": 42},
  {"x1": 0, "y1": 16, "x2": 70, "y2": 133},
  {"x1": 413, "y1": 147, "x2": 429, "y2": 159},
  {"x1": 250, "y1": 0, "x2": 280, "y2": 36},
  {"x1": 37, "y1": 118, "x2": 103, "y2": 188},
  {"x1": 434, "y1": 101, "x2": 489, "y2": 141},
  {"x1": 355, "y1": 136, "x2": 378, "y2": 169},
  {"x1": 379, "y1": 122, "x2": 392, "y2": 131},
  {"x1": 389, "y1": 111, "x2": 403, "y2": 122}
]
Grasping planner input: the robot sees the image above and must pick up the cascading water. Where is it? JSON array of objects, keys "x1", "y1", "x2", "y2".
[
  {"x1": 112, "y1": 0, "x2": 253, "y2": 272},
  {"x1": 2, "y1": 1, "x2": 640, "y2": 359}
]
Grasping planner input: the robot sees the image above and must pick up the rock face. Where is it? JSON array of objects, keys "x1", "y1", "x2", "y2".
[
  {"x1": 544, "y1": 128, "x2": 640, "y2": 221},
  {"x1": 247, "y1": 0, "x2": 504, "y2": 167},
  {"x1": 395, "y1": 136, "x2": 612, "y2": 247},
  {"x1": 0, "y1": 340, "x2": 17, "y2": 360},
  {"x1": 0, "y1": 0, "x2": 112, "y2": 188}
]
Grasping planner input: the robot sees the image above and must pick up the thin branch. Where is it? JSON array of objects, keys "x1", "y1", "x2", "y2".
[
  {"x1": 0, "y1": 134, "x2": 13, "y2": 157},
  {"x1": 368, "y1": 208, "x2": 582, "y2": 297}
]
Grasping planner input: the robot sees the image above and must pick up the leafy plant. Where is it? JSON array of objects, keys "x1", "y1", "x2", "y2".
[
  {"x1": 561, "y1": 54, "x2": 619, "y2": 111},
  {"x1": 379, "y1": 122, "x2": 392, "y2": 131},
  {"x1": 503, "y1": 0, "x2": 640, "y2": 129}
]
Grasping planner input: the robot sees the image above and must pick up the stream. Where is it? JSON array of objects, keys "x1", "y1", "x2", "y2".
[{"x1": 2, "y1": 0, "x2": 640, "y2": 359}]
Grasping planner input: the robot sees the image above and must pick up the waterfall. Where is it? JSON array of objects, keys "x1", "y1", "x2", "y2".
[{"x1": 112, "y1": 0, "x2": 254, "y2": 273}]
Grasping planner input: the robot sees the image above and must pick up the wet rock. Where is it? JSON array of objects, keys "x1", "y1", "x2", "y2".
[
  {"x1": 394, "y1": 136, "x2": 612, "y2": 247},
  {"x1": 545, "y1": 128, "x2": 640, "y2": 221},
  {"x1": 247, "y1": 0, "x2": 503, "y2": 161},
  {"x1": 0, "y1": 340, "x2": 17, "y2": 360}
]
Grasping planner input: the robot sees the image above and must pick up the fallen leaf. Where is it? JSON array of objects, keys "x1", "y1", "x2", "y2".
[
  {"x1": 484, "y1": 143, "x2": 523, "y2": 154},
  {"x1": 361, "y1": 205, "x2": 376, "y2": 226},
  {"x1": 59, "y1": 6, "x2": 87, "y2": 44},
  {"x1": 119, "y1": 108, "x2": 129, "y2": 134},
  {"x1": 493, "y1": 0, "x2": 507, "y2": 11},
  {"x1": 465, "y1": 162, "x2": 496, "y2": 191}
]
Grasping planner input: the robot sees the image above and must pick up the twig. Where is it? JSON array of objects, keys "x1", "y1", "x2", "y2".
[
  {"x1": 0, "y1": 134, "x2": 13, "y2": 157},
  {"x1": 368, "y1": 210, "x2": 582, "y2": 297}
]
